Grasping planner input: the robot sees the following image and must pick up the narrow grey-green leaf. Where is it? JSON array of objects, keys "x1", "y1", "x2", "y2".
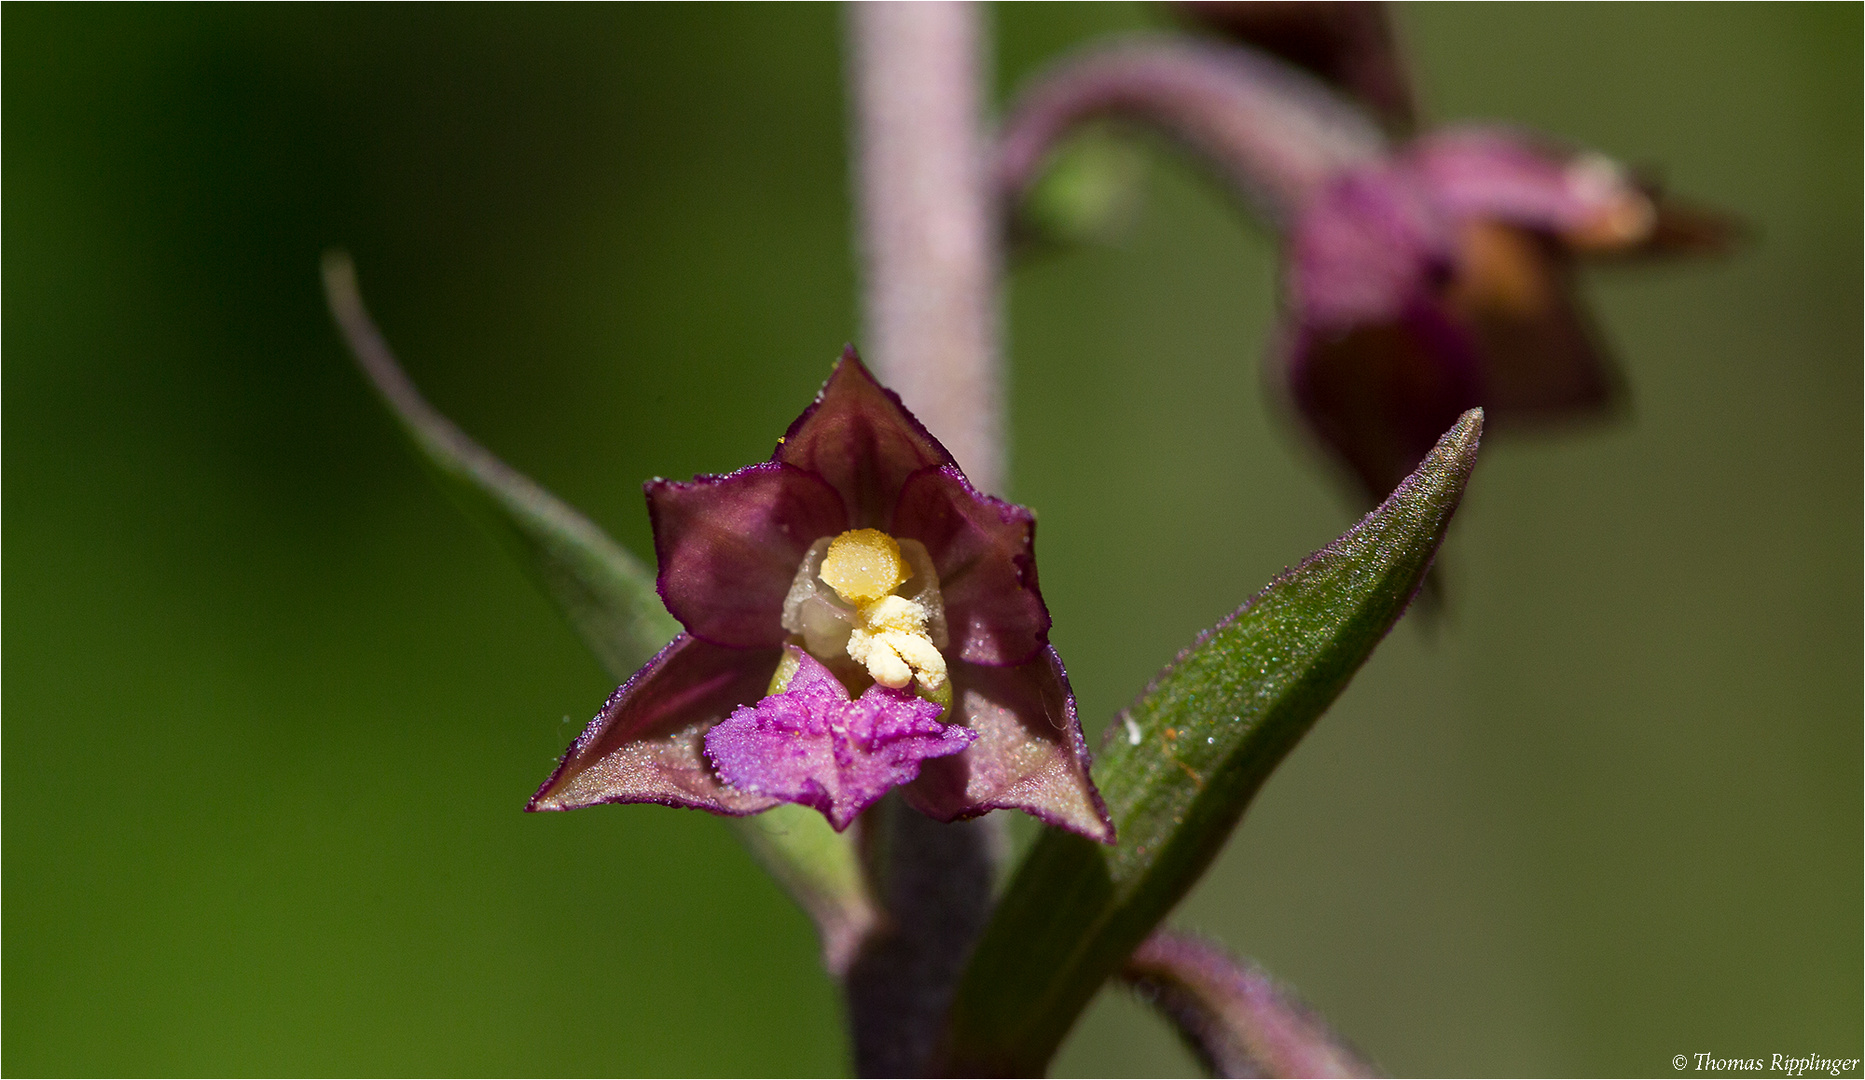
[
  {"x1": 935, "y1": 410, "x2": 1482, "y2": 1075},
  {"x1": 320, "y1": 253, "x2": 876, "y2": 972},
  {"x1": 322, "y1": 252, "x2": 675, "y2": 675}
]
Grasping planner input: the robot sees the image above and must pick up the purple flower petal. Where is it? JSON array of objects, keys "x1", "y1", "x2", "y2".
[
  {"x1": 904, "y1": 647, "x2": 1115, "y2": 844},
  {"x1": 528, "y1": 633, "x2": 782, "y2": 815},
  {"x1": 1285, "y1": 298, "x2": 1484, "y2": 502},
  {"x1": 704, "y1": 647, "x2": 973, "y2": 831},
  {"x1": 1410, "y1": 128, "x2": 1604, "y2": 229},
  {"x1": 891, "y1": 465, "x2": 1051, "y2": 667},
  {"x1": 1408, "y1": 126, "x2": 1665, "y2": 254},
  {"x1": 1288, "y1": 164, "x2": 1453, "y2": 329},
  {"x1": 1407, "y1": 129, "x2": 1741, "y2": 261},
  {"x1": 773, "y1": 348, "x2": 956, "y2": 529},
  {"x1": 1443, "y1": 221, "x2": 1619, "y2": 419},
  {"x1": 648, "y1": 462, "x2": 849, "y2": 648}
]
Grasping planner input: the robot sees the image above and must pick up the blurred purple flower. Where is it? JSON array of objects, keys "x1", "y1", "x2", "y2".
[
  {"x1": 1284, "y1": 125, "x2": 1703, "y2": 501},
  {"x1": 1000, "y1": 36, "x2": 1732, "y2": 504},
  {"x1": 528, "y1": 350, "x2": 1113, "y2": 842}
]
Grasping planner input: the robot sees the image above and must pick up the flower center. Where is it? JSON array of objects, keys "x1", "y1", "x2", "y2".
[{"x1": 781, "y1": 528, "x2": 949, "y2": 692}]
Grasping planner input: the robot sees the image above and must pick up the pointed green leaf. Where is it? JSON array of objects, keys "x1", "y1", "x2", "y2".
[
  {"x1": 322, "y1": 252, "x2": 675, "y2": 676},
  {"x1": 320, "y1": 253, "x2": 876, "y2": 972},
  {"x1": 935, "y1": 411, "x2": 1482, "y2": 1075}
]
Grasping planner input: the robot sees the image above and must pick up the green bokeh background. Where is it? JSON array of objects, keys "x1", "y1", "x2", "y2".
[{"x1": 6, "y1": 4, "x2": 1858, "y2": 1075}]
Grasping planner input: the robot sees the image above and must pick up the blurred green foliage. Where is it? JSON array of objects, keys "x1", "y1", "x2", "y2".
[{"x1": 5, "y1": 4, "x2": 1857, "y2": 1075}]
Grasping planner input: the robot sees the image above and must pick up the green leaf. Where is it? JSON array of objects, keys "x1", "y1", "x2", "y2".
[
  {"x1": 322, "y1": 252, "x2": 675, "y2": 676},
  {"x1": 935, "y1": 411, "x2": 1483, "y2": 1075},
  {"x1": 320, "y1": 252, "x2": 876, "y2": 972}
]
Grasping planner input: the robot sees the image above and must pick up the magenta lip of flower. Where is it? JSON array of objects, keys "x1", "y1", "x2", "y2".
[
  {"x1": 527, "y1": 349, "x2": 1115, "y2": 844},
  {"x1": 703, "y1": 645, "x2": 975, "y2": 832}
]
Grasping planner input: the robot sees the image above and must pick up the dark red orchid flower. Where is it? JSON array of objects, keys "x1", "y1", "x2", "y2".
[
  {"x1": 999, "y1": 40, "x2": 1734, "y2": 507},
  {"x1": 1285, "y1": 125, "x2": 1731, "y2": 502},
  {"x1": 527, "y1": 351, "x2": 1114, "y2": 842}
]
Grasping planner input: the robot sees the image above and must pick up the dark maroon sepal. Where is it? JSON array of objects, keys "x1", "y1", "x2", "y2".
[
  {"x1": 905, "y1": 646, "x2": 1115, "y2": 844},
  {"x1": 892, "y1": 465, "x2": 1051, "y2": 667},
  {"x1": 648, "y1": 462, "x2": 849, "y2": 649},
  {"x1": 1285, "y1": 299, "x2": 1484, "y2": 504},
  {"x1": 773, "y1": 347, "x2": 956, "y2": 529},
  {"x1": 528, "y1": 633, "x2": 783, "y2": 814},
  {"x1": 1444, "y1": 222, "x2": 1620, "y2": 420}
]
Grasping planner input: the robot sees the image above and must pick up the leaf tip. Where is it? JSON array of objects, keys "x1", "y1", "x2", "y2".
[
  {"x1": 1381, "y1": 407, "x2": 1483, "y2": 517},
  {"x1": 320, "y1": 247, "x2": 355, "y2": 289},
  {"x1": 1450, "y1": 405, "x2": 1484, "y2": 447}
]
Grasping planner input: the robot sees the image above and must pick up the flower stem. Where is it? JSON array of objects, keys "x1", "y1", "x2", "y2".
[
  {"x1": 843, "y1": 794, "x2": 1000, "y2": 1076},
  {"x1": 1123, "y1": 931, "x2": 1377, "y2": 1078},
  {"x1": 997, "y1": 38, "x2": 1386, "y2": 230},
  {"x1": 849, "y1": 0, "x2": 1003, "y2": 496},
  {"x1": 844, "y1": 3, "x2": 1005, "y2": 1073}
]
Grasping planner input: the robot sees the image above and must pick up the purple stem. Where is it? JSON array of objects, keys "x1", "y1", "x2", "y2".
[
  {"x1": 1124, "y1": 930, "x2": 1379, "y2": 1078},
  {"x1": 841, "y1": 794, "x2": 1001, "y2": 1076},
  {"x1": 997, "y1": 37, "x2": 1387, "y2": 230},
  {"x1": 843, "y1": 4, "x2": 1004, "y2": 1073}
]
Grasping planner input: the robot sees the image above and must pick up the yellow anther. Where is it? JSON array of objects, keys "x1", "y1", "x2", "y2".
[
  {"x1": 847, "y1": 631, "x2": 916, "y2": 689},
  {"x1": 861, "y1": 594, "x2": 926, "y2": 635},
  {"x1": 820, "y1": 528, "x2": 909, "y2": 605},
  {"x1": 878, "y1": 630, "x2": 947, "y2": 689},
  {"x1": 794, "y1": 529, "x2": 948, "y2": 692},
  {"x1": 846, "y1": 626, "x2": 947, "y2": 692}
]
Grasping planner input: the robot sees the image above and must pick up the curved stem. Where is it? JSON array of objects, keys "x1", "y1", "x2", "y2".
[
  {"x1": 998, "y1": 37, "x2": 1388, "y2": 230},
  {"x1": 1124, "y1": 931, "x2": 1377, "y2": 1078}
]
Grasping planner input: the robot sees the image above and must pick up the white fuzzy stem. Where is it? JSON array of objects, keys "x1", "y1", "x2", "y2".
[{"x1": 850, "y1": 0, "x2": 1003, "y2": 495}]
